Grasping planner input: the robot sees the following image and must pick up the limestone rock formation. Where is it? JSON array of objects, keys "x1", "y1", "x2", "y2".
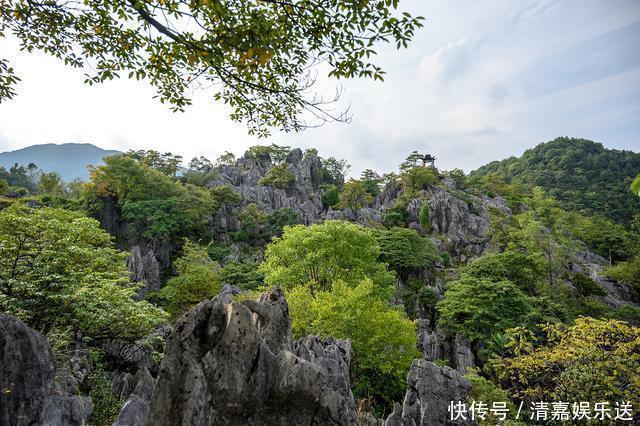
[
  {"x1": 0, "y1": 314, "x2": 93, "y2": 426},
  {"x1": 0, "y1": 314, "x2": 55, "y2": 425},
  {"x1": 147, "y1": 288, "x2": 357, "y2": 426},
  {"x1": 385, "y1": 360, "x2": 475, "y2": 426},
  {"x1": 126, "y1": 245, "x2": 161, "y2": 298}
]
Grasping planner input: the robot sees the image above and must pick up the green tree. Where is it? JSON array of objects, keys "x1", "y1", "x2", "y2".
[
  {"x1": 126, "y1": 150, "x2": 183, "y2": 176},
  {"x1": 321, "y1": 157, "x2": 350, "y2": 187},
  {"x1": 372, "y1": 227, "x2": 440, "y2": 279},
  {"x1": 266, "y1": 207, "x2": 300, "y2": 238},
  {"x1": 38, "y1": 171, "x2": 63, "y2": 194},
  {"x1": 337, "y1": 179, "x2": 373, "y2": 211},
  {"x1": 260, "y1": 220, "x2": 395, "y2": 294},
  {"x1": 463, "y1": 250, "x2": 538, "y2": 294},
  {"x1": 321, "y1": 184, "x2": 340, "y2": 208},
  {"x1": 1, "y1": 1, "x2": 422, "y2": 135},
  {"x1": 436, "y1": 276, "x2": 532, "y2": 344},
  {"x1": 234, "y1": 203, "x2": 267, "y2": 241},
  {"x1": 0, "y1": 205, "x2": 167, "y2": 339},
  {"x1": 219, "y1": 261, "x2": 264, "y2": 291},
  {"x1": 157, "y1": 240, "x2": 221, "y2": 317},
  {"x1": 287, "y1": 279, "x2": 419, "y2": 411},
  {"x1": 360, "y1": 169, "x2": 382, "y2": 196},
  {"x1": 400, "y1": 166, "x2": 437, "y2": 195}
]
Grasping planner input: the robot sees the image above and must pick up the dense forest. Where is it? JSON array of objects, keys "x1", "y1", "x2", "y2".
[
  {"x1": 1, "y1": 143, "x2": 639, "y2": 425},
  {"x1": 471, "y1": 137, "x2": 640, "y2": 224}
]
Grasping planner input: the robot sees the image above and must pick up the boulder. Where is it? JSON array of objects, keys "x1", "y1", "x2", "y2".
[
  {"x1": 147, "y1": 288, "x2": 357, "y2": 425},
  {"x1": 385, "y1": 360, "x2": 475, "y2": 426}
]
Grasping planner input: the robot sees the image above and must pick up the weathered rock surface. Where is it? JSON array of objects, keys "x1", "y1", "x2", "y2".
[
  {"x1": 0, "y1": 314, "x2": 94, "y2": 426},
  {"x1": 385, "y1": 360, "x2": 475, "y2": 426},
  {"x1": 417, "y1": 320, "x2": 475, "y2": 375},
  {"x1": 126, "y1": 245, "x2": 161, "y2": 298},
  {"x1": 147, "y1": 288, "x2": 357, "y2": 426},
  {"x1": 0, "y1": 314, "x2": 55, "y2": 425}
]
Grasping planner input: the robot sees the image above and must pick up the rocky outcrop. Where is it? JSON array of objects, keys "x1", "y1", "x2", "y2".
[
  {"x1": 211, "y1": 149, "x2": 326, "y2": 230},
  {"x1": 147, "y1": 288, "x2": 357, "y2": 426},
  {"x1": 385, "y1": 360, "x2": 475, "y2": 426},
  {"x1": 417, "y1": 320, "x2": 475, "y2": 375},
  {"x1": 0, "y1": 314, "x2": 93, "y2": 426},
  {"x1": 127, "y1": 245, "x2": 161, "y2": 298},
  {"x1": 1, "y1": 314, "x2": 55, "y2": 425}
]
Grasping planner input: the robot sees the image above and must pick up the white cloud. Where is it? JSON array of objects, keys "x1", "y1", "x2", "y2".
[{"x1": 0, "y1": 0, "x2": 639, "y2": 178}]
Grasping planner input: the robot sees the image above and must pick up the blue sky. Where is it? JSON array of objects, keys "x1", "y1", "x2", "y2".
[{"x1": 0, "y1": 0, "x2": 638, "y2": 176}]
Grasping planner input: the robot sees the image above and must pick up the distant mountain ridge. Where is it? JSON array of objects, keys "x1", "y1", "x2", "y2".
[
  {"x1": 0, "y1": 143, "x2": 120, "y2": 181},
  {"x1": 471, "y1": 137, "x2": 640, "y2": 224}
]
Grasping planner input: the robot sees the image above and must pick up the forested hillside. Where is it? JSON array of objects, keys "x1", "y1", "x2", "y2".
[
  {"x1": 471, "y1": 137, "x2": 640, "y2": 224},
  {"x1": 1, "y1": 144, "x2": 639, "y2": 425}
]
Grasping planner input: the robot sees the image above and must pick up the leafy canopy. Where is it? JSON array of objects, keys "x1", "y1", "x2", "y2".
[
  {"x1": 1, "y1": 0, "x2": 423, "y2": 135},
  {"x1": 260, "y1": 220, "x2": 395, "y2": 294},
  {"x1": 436, "y1": 276, "x2": 532, "y2": 344},
  {"x1": 157, "y1": 240, "x2": 221, "y2": 317},
  {"x1": 0, "y1": 205, "x2": 167, "y2": 339},
  {"x1": 287, "y1": 279, "x2": 419, "y2": 411}
]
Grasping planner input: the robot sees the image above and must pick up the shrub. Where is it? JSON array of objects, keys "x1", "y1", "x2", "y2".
[
  {"x1": 0, "y1": 205, "x2": 167, "y2": 339},
  {"x1": 219, "y1": 261, "x2": 264, "y2": 290},
  {"x1": 157, "y1": 240, "x2": 221, "y2": 317},
  {"x1": 571, "y1": 272, "x2": 606, "y2": 297},
  {"x1": 321, "y1": 184, "x2": 340, "y2": 208},
  {"x1": 258, "y1": 163, "x2": 295, "y2": 188},
  {"x1": 418, "y1": 202, "x2": 430, "y2": 231},
  {"x1": 437, "y1": 276, "x2": 532, "y2": 344},
  {"x1": 372, "y1": 227, "x2": 440, "y2": 276}
]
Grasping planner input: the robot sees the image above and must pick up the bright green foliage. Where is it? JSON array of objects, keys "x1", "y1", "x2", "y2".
[
  {"x1": 38, "y1": 171, "x2": 63, "y2": 194},
  {"x1": 360, "y1": 169, "x2": 383, "y2": 196},
  {"x1": 126, "y1": 150, "x2": 183, "y2": 176},
  {"x1": 472, "y1": 137, "x2": 640, "y2": 224},
  {"x1": 418, "y1": 202, "x2": 430, "y2": 231},
  {"x1": 487, "y1": 318, "x2": 640, "y2": 408},
  {"x1": 632, "y1": 174, "x2": 640, "y2": 196},
  {"x1": 88, "y1": 155, "x2": 178, "y2": 203},
  {"x1": 569, "y1": 212, "x2": 631, "y2": 263},
  {"x1": 260, "y1": 221, "x2": 395, "y2": 294},
  {"x1": 0, "y1": 205, "x2": 167, "y2": 339},
  {"x1": 266, "y1": 207, "x2": 300, "y2": 238},
  {"x1": 258, "y1": 163, "x2": 295, "y2": 188},
  {"x1": 463, "y1": 250, "x2": 538, "y2": 294},
  {"x1": 219, "y1": 261, "x2": 264, "y2": 290},
  {"x1": 607, "y1": 256, "x2": 640, "y2": 294},
  {"x1": 337, "y1": 179, "x2": 373, "y2": 211},
  {"x1": 400, "y1": 166, "x2": 437, "y2": 195},
  {"x1": 287, "y1": 279, "x2": 419, "y2": 410},
  {"x1": 157, "y1": 240, "x2": 221, "y2": 317},
  {"x1": 0, "y1": 179, "x2": 8, "y2": 195},
  {"x1": 321, "y1": 184, "x2": 340, "y2": 208},
  {"x1": 372, "y1": 227, "x2": 440, "y2": 277},
  {"x1": 180, "y1": 170, "x2": 218, "y2": 187},
  {"x1": 442, "y1": 168, "x2": 467, "y2": 189},
  {"x1": 1, "y1": 1, "x2": 423, "y2": 135},
  {"x1": 437, "y1": 276, "x2": 532, "y2": 344}
]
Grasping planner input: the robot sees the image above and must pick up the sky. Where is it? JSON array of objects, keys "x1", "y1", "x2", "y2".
[{"x1": 0, "y1": 0, "x2": 639, "y2": 176}]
